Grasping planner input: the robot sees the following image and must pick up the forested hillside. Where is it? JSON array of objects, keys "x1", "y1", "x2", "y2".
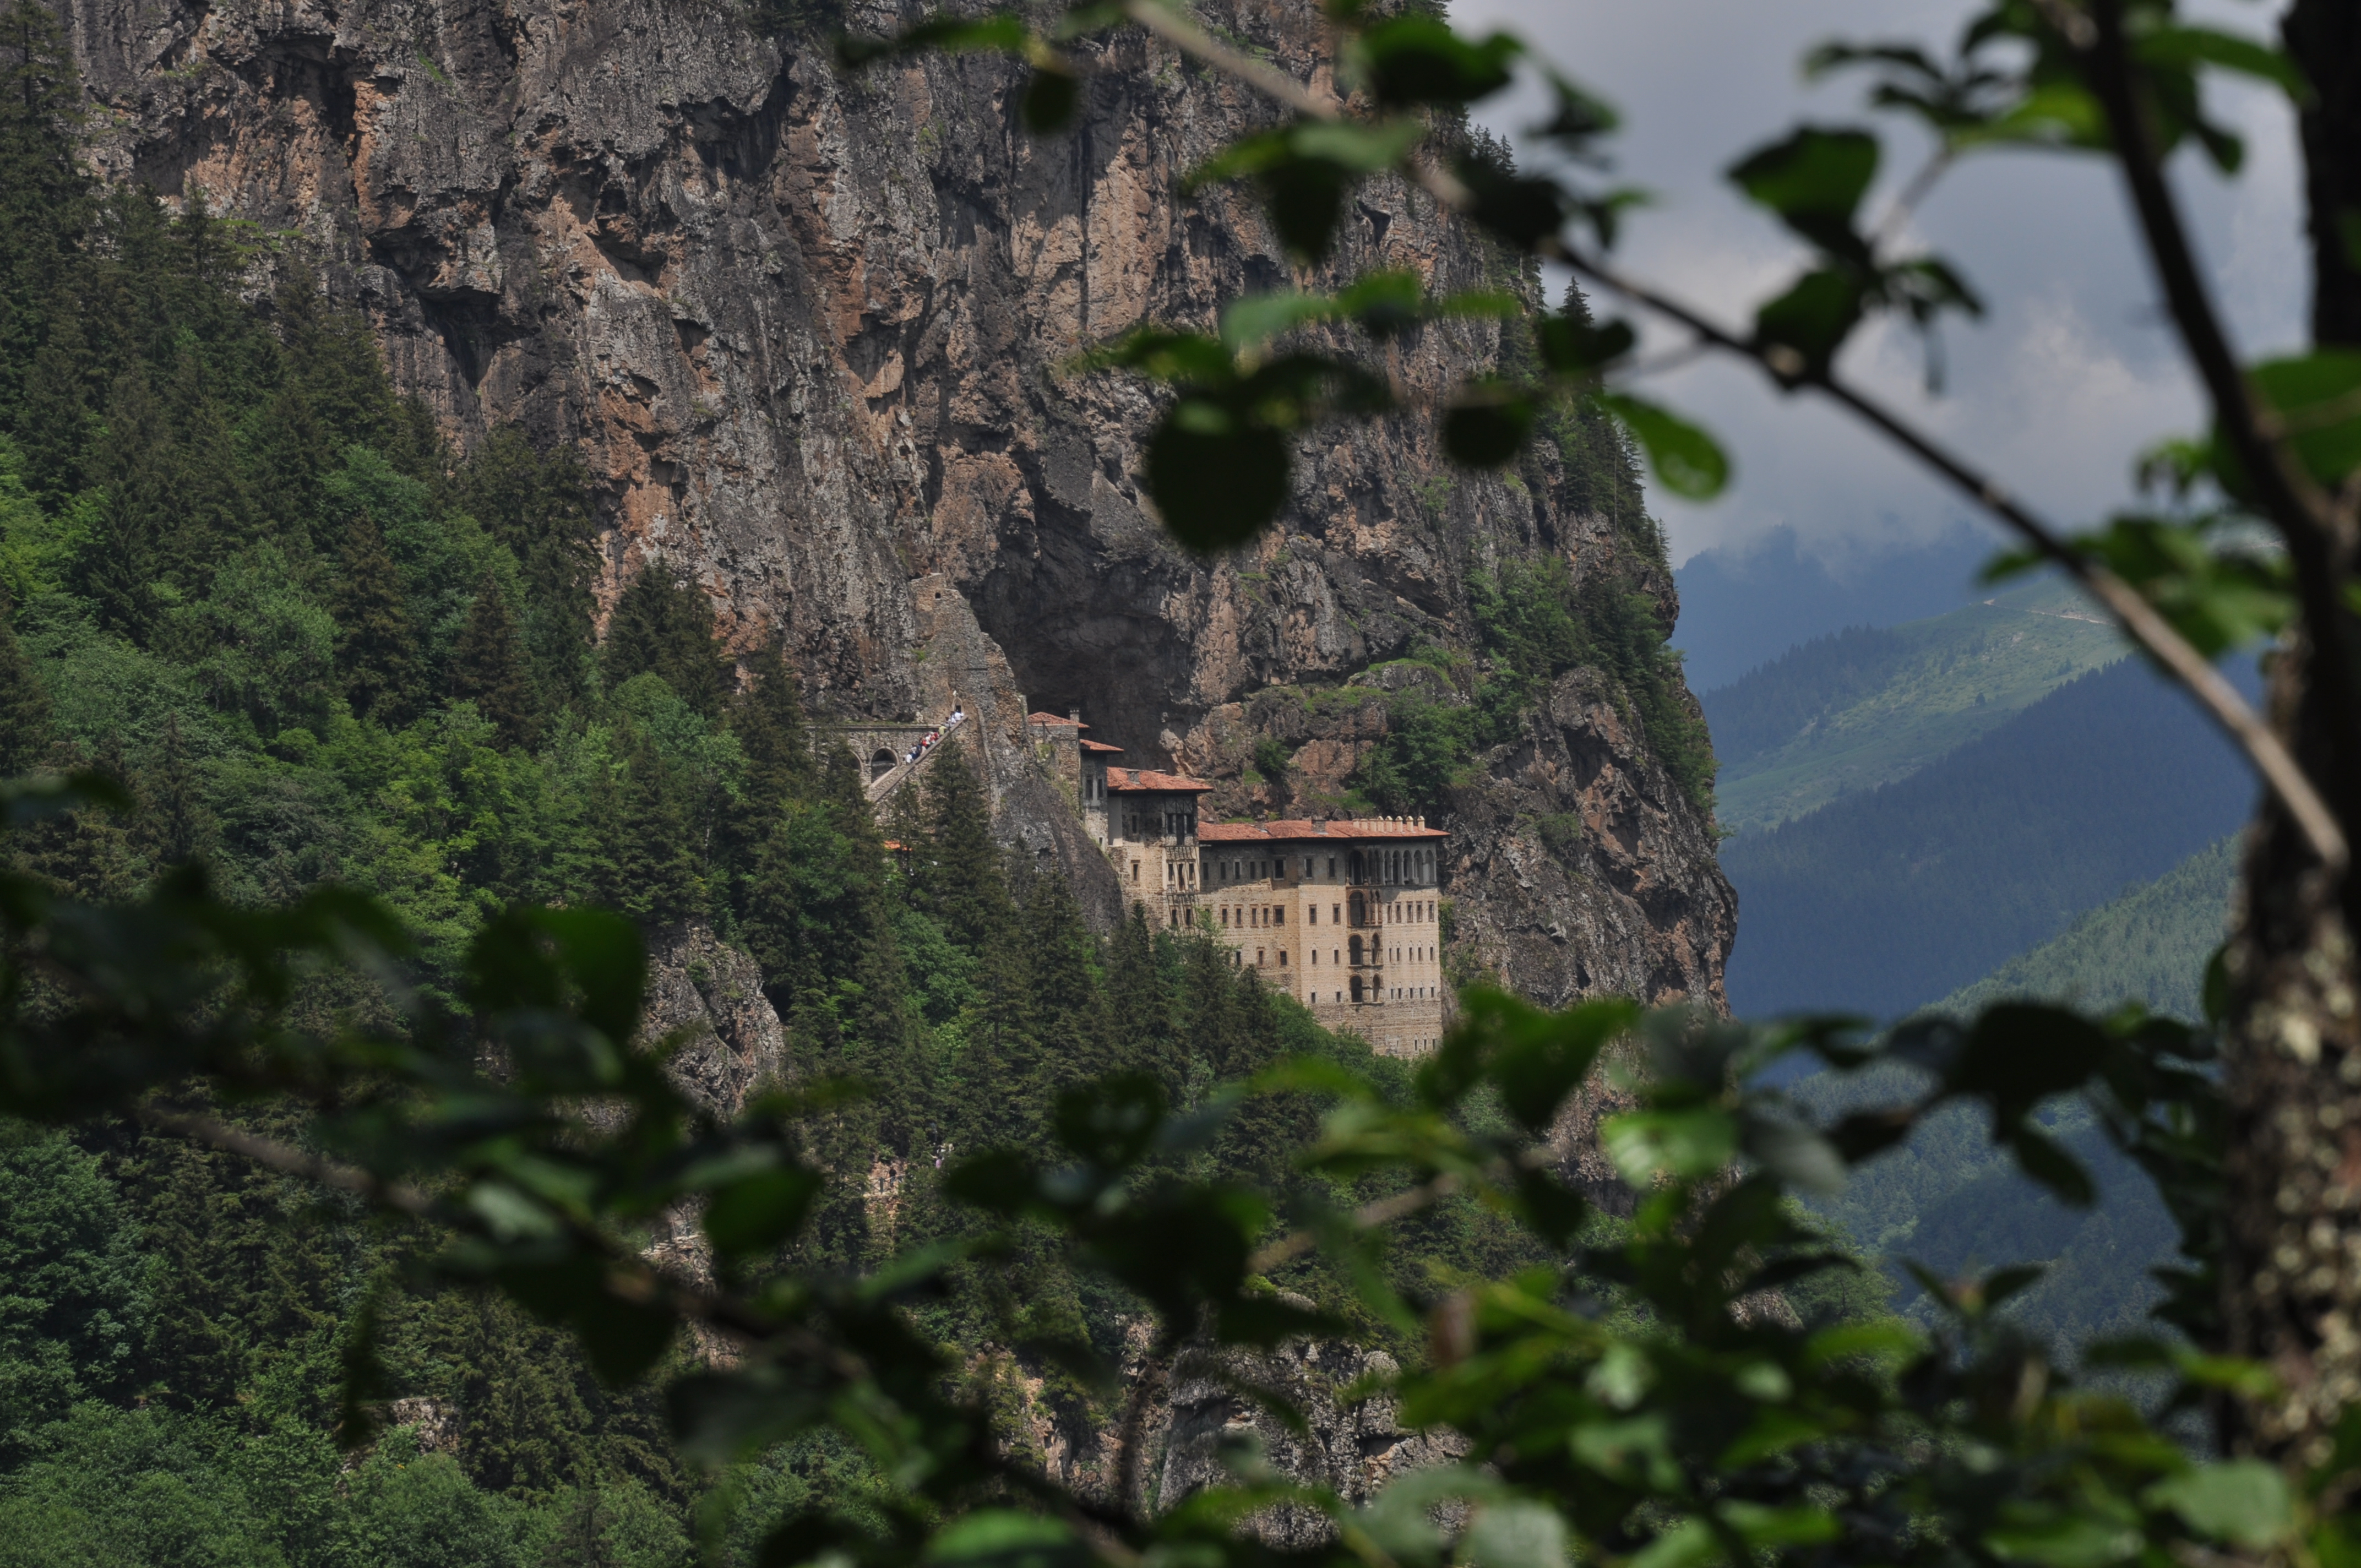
[
  {"x1": 1721, "y1": 657, "x2": 2254, "y2": 1017},
  {"x1": 0, "y1": 9, "x2": 1564, "y2": 1557},
  {"x1": 1932, "y1": 837, "x2": 2240, "y2": 1024},
  {"x1": 1702, "y1": 578, "x2": 2123, "y2": 834}
]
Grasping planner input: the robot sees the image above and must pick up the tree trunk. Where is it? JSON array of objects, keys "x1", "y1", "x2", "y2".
[
  {"x1": 2287, "y1": 1, "x2": 2361, "y2": 347},
  {"x1": 2214, "y1": 3, "x2": 2361, "y2": 1468}
]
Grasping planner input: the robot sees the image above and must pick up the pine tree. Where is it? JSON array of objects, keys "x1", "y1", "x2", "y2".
[
  {"x1": 0, "y1": 603, "x2": 51, "y2": 776},
  {"x1": 729, "y1": 636, "x2": 812, "y2": 821},
  {"x1": 160, "y1": 350, "x2": 255, "y2": 591},
  {"x1": 719, "y1": 638, "x2": 811, "y2": 915},
  {"x1": 330, "y1": 511, "x2": 422, "y2": 725},
  {"x1": 454, "y1": 426, "x2": 599, "y2": 706},
  {"x1": 817, "y1": 744, "x2": 910, "y2": 1076},
  {"x1": 909, "y1": 738, "x2": 1004, "y2": 959},
  {"x1": 275, "y1": 259, "x2": 396, "y2": 451},
  {"x1": 964, "y1": 888, "x2": 1041, "y2": 1150},
  {"x1": 1183, "y1": 931, "x2": 1252, "y2": 1083},
  {"x1": 602, "y1": 562, "x2": 727, "y2": 715},
  {"x1": 79, "y1": 367, "x2": 170, "y2": 643},
  {"x1": 0, "y1": 0, "x2": 88, "y2": 429},
  {"x1": 18, "y1": 296, "x2": 89, "y2": 503},
  {"x1": 448, "y1": 572, "x2": 537, "y2": 749},
  {"x1": 1106, "y1": 902, "x2": 1184, "y2": 1103},
  {"x1": 1024, "y1": 867, "x2": 1111, "y2": 1096},
  {"x1": 246, "y1": 385, "x2": 330, "y2": 550},
  {"x1": 598, "y1": 737, "x2": 701, "y2": 928},
  {"x1": 138, "y1": 713, "x2": 210, "y2": 864}
]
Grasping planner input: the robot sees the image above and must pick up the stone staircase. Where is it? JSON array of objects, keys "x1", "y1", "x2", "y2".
[{"x1": 864, "y1": 715, "x2": 969, "y2": 807}]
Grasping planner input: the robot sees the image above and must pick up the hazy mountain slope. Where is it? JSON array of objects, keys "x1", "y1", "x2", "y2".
[
  {"x1": 1671, "y1": 523, "x2": 1995, "y2": 690},
  {"x1": 1932, "y1": 837, "x2": 2240, "y2": 1023},
  {"x1": 1792, "y1": 1069, "x2": 2178, "y2": 1348},
  {"x1": 1721, "y1": 658, "x2": 2254, "y2": 1018},
  {"x1": 1705, "y1": 578, "x2": 2124, "y2": 834}
]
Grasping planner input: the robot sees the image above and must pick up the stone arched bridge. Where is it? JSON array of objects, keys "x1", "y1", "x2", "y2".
[{"x1": 809, "y1": 718, "x2": 973, "y2": 807}]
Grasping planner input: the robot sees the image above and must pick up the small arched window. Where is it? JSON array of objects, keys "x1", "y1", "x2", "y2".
[
  {"x1": 1348, "y1": 934, "x2": 1363, "y2": 965},
  {"x1": 1350, "y1": 976, "x2": 1363, "y2": 1003},
  {"x1": 871, "y1": 749, "x2": 897, "y2": 781}
]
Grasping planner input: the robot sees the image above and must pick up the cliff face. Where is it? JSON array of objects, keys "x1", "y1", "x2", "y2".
[{"x1": 61, "y1": 0, "x2": 1733, "y2": 1010}]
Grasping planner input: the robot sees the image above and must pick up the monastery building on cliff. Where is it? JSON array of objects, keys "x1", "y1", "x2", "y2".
[{"x1": 1026, "y1": 710, "x2": 1448, "y2": 1059}]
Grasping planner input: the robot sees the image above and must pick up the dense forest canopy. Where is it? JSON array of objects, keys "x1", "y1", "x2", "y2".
[
  {"x1": 0, "y1": 4, "x2": 1567, "y2": 1555},
  {"x1": 3, "y1": 1, "x2": 2357, "y2": 1567}
]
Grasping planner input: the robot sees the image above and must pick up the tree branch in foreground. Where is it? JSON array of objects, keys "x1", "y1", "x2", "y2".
[{"x1": 1118, "y1": 0, "x2": 2346, "y2": 870}]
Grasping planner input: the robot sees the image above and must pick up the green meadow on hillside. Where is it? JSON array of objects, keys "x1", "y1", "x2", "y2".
[{"x1": 1705, "y1": 577, "x2": 2123, "y2": 833}]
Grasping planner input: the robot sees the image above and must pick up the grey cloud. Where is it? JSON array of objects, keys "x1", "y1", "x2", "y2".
[{"x1": 1456, "y1": 0, "x2": 2304, "y2": 565}]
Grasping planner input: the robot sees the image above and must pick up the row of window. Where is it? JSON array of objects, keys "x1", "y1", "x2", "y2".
[
  {"x1": 1217, "y1": 897, "x2": 1441, "y2": 928},
  {"x1": 1120, "y1": 810, "x2": 1197, "y2": 841},
  {"x1": 1208, "y1": 846, "x2": 1440, "y2": 887},
  {"x1": 1307, "y1": 981, "x2": 1441, "y2": 1003},
  {"x1": 1223, "y1": 941, "x2": 1441, "y2": 970}
]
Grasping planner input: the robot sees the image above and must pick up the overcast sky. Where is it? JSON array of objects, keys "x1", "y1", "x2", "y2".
[{"x1": 1452, "y1": 0, "x2": 2307, "y2": 568}]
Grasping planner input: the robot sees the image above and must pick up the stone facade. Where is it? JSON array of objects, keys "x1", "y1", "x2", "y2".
[
  {"x1": 1193, "y1": 818, "x2": 1448, "y2": 1059},
  {"x1": 1055, "y1": 732, "x2": 1448, "y2": 1058}
]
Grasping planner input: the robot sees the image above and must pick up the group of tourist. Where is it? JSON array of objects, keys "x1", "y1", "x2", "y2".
[{"x1": 900, "y1": 705, "x2": 965, "y2": 770}]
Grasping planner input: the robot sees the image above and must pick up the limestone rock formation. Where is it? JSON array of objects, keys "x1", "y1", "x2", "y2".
[
  {"x1": 61, "y1": 0, "x2": 1732, "y2": 1009},
  {"x1": 641, "y1": 921, "x2": 788, "y2": 1118},
  {"x1": 990, "y1": 1320, "x2": 1467, "y2": 1541}
]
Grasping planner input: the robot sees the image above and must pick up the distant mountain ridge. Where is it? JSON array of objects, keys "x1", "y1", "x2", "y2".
[
  {"x1": 1930, "y1": 837, "x2": 2240, "y2": 1023},
  {"x1": 1720, "y1": 658, "x2": 2255, "y2": 1018},
  {"x1": 1672, "y1": 523, "x2": 1996, "y2": 689},
  {"x1": 1703, "y1": 578, "x2": 2124, "y2": 834}
]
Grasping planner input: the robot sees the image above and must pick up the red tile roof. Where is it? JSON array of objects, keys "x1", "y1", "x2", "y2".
[
  {"x1": 1079, "y1": 738, "x2": 1125, "y2": 753},
  {"x1": 1105, "y1": 767, "x2": 1214, "y2": 793},
  {"x1": 1200, "y1": 816, "x2": 1446, "y2": 841},
  {"x1": 1027, "y1": 711, "x2": 1086, "y2": 728}
]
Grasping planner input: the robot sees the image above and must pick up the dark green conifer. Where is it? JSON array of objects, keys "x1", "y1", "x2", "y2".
[
  {"x1": 729, "y1": 636, "x2": 812, "y2": 821},
  {"x1": 330, "y1": 511, "x2": 421, "y2": 725},
  {"x1": 448, "y1": 573, "x2": 538, "y2": 749},
  {"x1": 79, "y1": 367, "x2": 170, "y2": 643},
  {"x1": 817, "y1": 743, "x2": 910, "y2": 1072},
  {"x1": 1183, "y1": 931, "x2": 1252, "y2": 1082},
  {"x1": 274, "y1": 260, "x2": 396, "y2": 450},
  {"x1": 964, "y1": 882, "x2": 1040, "y2": 1149},
  {"x1": 453, "y1": 426, "x2": 599, "y2": 706},
  {"x1": 0, "y1": 0, "x2": 85, "y2": 233},
  {"x1": 138, "y1": 713, "x2": 210, "y2": 865},
  {"x1": 246, "y1": 385, "x2": 330, "y2": 549},
  {"x1": 1024, "y1": 865, "x2": 1111, "y2": 1095},
  {"x1": 907, "y1": 738, "x2": 1004, "y2": 959},
  {"x1": 597, "y1": 737, "x2": 701, "y2": 928},
  {"x1": 602, "y1": 562, "x2": 727, "y2": 716},
  {"x1": 18, "y1": 298, "x2": 90, "y2": 503},
  {"x1": 1106, "y1": 902, "x2": 1184, "y2": 1102},
  {"x1": 0, "y1": 603, "x2": 51, "y2": 776},
  {"x1": 161, "y1": 351, "x2": 255, "y2": 589},
  {"x1": 0, "y1": 0, "x2": 88, "y2": 426}
]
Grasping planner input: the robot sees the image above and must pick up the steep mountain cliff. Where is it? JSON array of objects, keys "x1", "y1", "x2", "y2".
[{"x1": 60, "y1": 0, "x2": 1732, "y2": 1009}]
